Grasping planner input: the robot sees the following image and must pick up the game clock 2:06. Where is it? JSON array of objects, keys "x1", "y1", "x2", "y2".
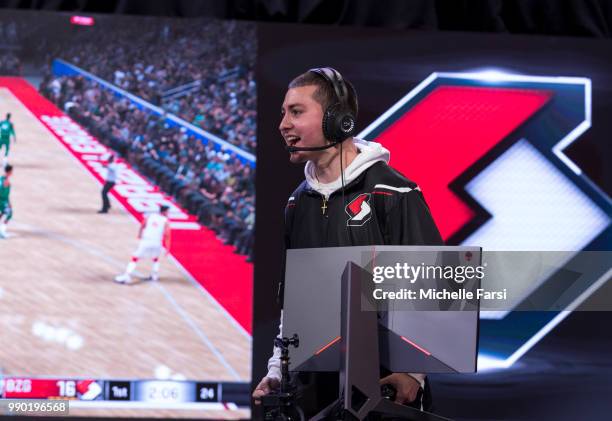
[{"x1": 147, "y1": 384, "x2": 180, "y2": 402}]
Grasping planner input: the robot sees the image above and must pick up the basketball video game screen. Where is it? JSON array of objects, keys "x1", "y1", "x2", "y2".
[{"x1": 0, "y1": 11, "x2": 254, "y2": 419}]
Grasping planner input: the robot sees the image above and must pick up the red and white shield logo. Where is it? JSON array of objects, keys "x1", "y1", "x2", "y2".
[{"x1": 346, "y1": 193, "x2": 372, "y2": 226}]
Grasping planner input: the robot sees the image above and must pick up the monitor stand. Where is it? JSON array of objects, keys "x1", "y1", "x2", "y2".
[{"x1": 311, "y1": 262, "x2": 452, "y2": 421}]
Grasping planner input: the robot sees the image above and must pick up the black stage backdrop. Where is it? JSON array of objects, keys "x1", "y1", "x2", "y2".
[
  {"x1": 254, "y1": 21, "x2": 611, "y2": 420},
  {"x1": 2, "y1": 0, "x2": 612, "y2": 38}
]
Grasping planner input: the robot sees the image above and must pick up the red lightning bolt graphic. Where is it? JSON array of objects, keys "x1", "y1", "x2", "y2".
[
  {"x1": 376, "y1": 86, "x2": 552, "y2": 240},
  {"x1": 348, "y1": 194, "x2": 368, "y2": 216}
]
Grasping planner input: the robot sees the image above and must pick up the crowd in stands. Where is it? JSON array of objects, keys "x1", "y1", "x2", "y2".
[
  {"x1": 0, "y1": 20, "x2": 19, "y2": 44},
  {"x1": 0, "y1": 51, "x2": 21, "y2": 75},
  {"x1": 41, "y1": 75, "x2": 255, "y2": 261},
  {"x1": 44, "y1": 18, "x2": 256, "y2": 153},
  {"x1": 0, "y1": 20, "x2": 22, "y2": 75}
]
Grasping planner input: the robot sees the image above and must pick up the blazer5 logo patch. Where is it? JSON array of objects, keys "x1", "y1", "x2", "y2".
[{"x1": 346, "y1": 193, "x2": 372, "y2": 226}]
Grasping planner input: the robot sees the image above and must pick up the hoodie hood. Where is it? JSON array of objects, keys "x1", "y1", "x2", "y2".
[{"x1": 304, "y1": 138, "x2": 390, "y2": 197}]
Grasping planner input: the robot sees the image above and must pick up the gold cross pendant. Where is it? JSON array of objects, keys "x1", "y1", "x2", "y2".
[{"x1": 321, "y1": 197, "x2": 328, "y2": 215}]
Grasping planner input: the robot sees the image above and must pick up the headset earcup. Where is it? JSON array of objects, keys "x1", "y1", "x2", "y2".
[
  {"x1": 338, "y1": 112, "x2": 356, "y2": 138},
  {"x1": 323, "y1": 104, "x2": 356, "y2": 143},
  {"x1": 322, "y1": 104, "x2": 338, "y2": 142},
  {"x1": 331, "y1": 110, "x2": 356, "y2": 141}
]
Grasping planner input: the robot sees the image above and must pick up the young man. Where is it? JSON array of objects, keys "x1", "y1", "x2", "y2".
[
  {"x1": 0, "y1": 113, "x2": 16, "y2": 168},
  {"x1": 114, "y1": 204, "x2": 172, "y2": 284},
  {"x1": 253, "y1": 68, "x2": 443, "y2": 413},
  {"x1": 0, "y1": 164, "x2": 13, "y2": 239},
  {"x1": 98, "y1": 154, "x2": 118, "y2": 213}
]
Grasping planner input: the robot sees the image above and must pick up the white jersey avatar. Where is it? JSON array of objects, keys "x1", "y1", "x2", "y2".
[
  {"x1": 133, "y1": 212, "x2": 168, "y2": 259},
  {"x1": 115, "y1": 209, "x2": 171, "y2": 284},
  {"x1": 141, "y1": 212, "x2": 168, "y2": 245}
]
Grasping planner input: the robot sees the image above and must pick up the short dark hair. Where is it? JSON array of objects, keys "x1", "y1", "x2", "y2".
[
  {"x1": 289, "y1": 70, "x2": 358, "y2": 118},
  {"x1": 5, "y1": 164, "x2": 13, "y2": 173}
]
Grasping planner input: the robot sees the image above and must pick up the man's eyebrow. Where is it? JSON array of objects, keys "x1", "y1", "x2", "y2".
[{"x1": 281, "y1": 103, "x2": 304, "y2": 114}]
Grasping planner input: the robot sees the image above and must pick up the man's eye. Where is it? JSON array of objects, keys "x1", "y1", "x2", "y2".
[{"x1": 292, "y1": 110, "x2": 301, "y2": 116}]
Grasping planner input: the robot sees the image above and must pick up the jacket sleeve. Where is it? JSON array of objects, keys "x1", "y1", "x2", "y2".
[
  {"x1": 385, "y1": 189, "x2": 443, "y2": 246},
  {"x1": 266, "y1": 310, "x2": 283, "y2": 381},
  {"x1": 276, "y1": 198, "x2": 294, "y2": 307},
  {"x1": 267, "y1": 192, "x2": 298, "y2": 380}
]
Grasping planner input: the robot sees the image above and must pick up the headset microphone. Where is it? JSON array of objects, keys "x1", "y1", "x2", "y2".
[{"x1": 285, "y1": 141, "x2": 341, "y2": 153}]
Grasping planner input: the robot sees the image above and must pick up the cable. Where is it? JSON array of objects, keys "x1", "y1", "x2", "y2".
[
  {"x1": 341, "y1": 141, "x2": 345, "y2": 213},
  {"x1": 340, "y1": 141, "x2": 355, "y2": 247}
]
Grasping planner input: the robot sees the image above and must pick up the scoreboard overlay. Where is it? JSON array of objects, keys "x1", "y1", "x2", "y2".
[{"x1": 1, "y1": 377, "x2": 249, "y2": 410}]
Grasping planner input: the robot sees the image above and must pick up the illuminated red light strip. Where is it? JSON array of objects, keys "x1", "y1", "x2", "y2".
[
  {"x1": 372, "y1": 191, "x2": 393, "y2": 196},
  {"x1": 400, "y1": 336, "x2": 432, "y2": 356},
  {"x1": 315, "y1": 336, "x2": 341, "y2": 355},
  {"x1": 70, "y1": 16, "x2": 95, "y2": 26},
  {"x1": 372, "y1": 246, "x2": 377, "y2": 271}
]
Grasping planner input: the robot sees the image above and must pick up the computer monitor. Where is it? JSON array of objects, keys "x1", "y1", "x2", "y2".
[{"x1": 283, "y1": 245, "x2": 481, "y2": 373}]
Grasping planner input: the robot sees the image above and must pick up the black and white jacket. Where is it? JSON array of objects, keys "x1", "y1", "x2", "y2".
[{"x1": 285, "y1": 159, "x2": 442, "y2": 250}]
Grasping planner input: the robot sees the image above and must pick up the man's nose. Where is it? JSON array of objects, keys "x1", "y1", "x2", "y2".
[{"x1": 279, "y1": 113, "x2": 291, "y2": 132}]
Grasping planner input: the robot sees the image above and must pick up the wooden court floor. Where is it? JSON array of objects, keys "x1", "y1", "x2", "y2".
[{"x1": 0, "y1": 87, "x2": 251, "y2": 418}]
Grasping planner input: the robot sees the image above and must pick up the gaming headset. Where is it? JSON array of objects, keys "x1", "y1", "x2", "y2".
[{"x1": 285, "y1": 67, "x2": 357, "y2": 152}]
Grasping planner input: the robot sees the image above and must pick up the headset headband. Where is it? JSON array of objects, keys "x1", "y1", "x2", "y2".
[{"x1": 309, "y1": 67, "x2": 349, "y2": 108}]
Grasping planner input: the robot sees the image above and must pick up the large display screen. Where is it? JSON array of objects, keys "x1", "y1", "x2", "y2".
[{"x1": 0, "y1": 11, "x2": 254, "y2": 419}]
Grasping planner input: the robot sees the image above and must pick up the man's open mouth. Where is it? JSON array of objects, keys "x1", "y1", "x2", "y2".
[{"x1": 285, "y1": 135, "x2": 301, "y2": 146}]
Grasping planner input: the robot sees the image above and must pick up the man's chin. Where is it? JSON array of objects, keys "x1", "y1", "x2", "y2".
[{"x1": 289, "y1": 152, "x2": 307, "y2": 164}]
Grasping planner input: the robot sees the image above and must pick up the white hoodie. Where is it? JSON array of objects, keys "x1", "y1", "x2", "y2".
[{"x1": 303, "y1": 138, "x2": 390, "y2": 198}]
